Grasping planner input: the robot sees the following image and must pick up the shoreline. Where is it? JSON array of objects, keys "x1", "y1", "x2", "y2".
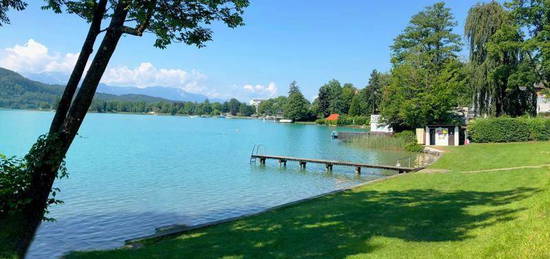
[
  {"x1": 121, "y1": 149, "x2": 440, "y2": 249},
  {"x1": 122, "y1": 172, "x2": 410, "y2": 247},
  {"x1": 0, "y1": 107, "x2": 371, "y2": 128}
]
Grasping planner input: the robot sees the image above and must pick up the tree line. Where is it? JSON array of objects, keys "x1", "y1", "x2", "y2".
[
  {"x1": 257, "y1": 72, "x2": 387, "y2": 123},
  {"x1": 263, "y1": 1, "x2": 549, "y2": 129},
  {"x1": 89, "y1": 98, "x2": 255, "y2": 116}
]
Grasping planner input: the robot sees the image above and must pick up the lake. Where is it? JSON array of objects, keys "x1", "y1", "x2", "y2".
[{"x1": 0, "y1": 109, "x2": 415, "y2": 258}]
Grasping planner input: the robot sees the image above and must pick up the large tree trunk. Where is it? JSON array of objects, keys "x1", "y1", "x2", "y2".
[
  {"x1": 49, "y1": 0, "x2": 108, "y2": 134},
  {"x1": 9, "y1": 3, "x2": 129, "y2": 257},
  {"x1": 61, "y1": 6, "x2": 128, "y2": 143}
]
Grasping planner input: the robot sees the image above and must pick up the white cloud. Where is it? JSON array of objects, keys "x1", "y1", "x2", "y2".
[
  {"x1": 0, "y1": 39, "x2": 78, "y2": 74},
  {"x1": 0, "y1": 39, "x2": 209, "y2": 95},
  {"x1": 102, "y1": 62, "x2": 207, "y2": 93},
  {"x1": 0, "y1": 39, "x2": 278, "y2": 101},
  {"x1": 242, "y1": 82, "x2": 278, "y2": 98}
]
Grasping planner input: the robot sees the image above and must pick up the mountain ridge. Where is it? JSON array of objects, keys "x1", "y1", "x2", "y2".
[
  {"x1": 23, "y1": 71, "x2": 222, "y2": 103},
  {"x1": 0, "y1": 67, "x2": 174, "y2": 109},
  {"x1": 0, "y1": 67, "x2": 226, "y2": 110}
]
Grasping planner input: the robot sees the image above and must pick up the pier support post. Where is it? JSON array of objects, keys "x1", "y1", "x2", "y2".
[
  {"x1": 279, "y1": 159, "x2": 287, "y2": 167},
  {"x1": 326, "y1": 164, "x2": 333, "y2": 172},
  {"x1": 355, "y1": 167, "x2": 361, "y2": 175},
  {"x1": 260, "y1": 158, "x2": 266, "y2": 165},
  {"x1": 299, "y1": 161, "x2": 306, "y2": 169}
]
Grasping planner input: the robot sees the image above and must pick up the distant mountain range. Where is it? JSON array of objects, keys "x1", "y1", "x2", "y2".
[
  {"x1": 23, "y1": 71, "x2": 221, "y2": 103},
  {"x1": 0, "y1": 67, "x2": 169, "y2": 109},
  {"x1": 0, "y1": 68, "x2": 224, "y2": 110},
  {"x1": 96, "y1": 84, "x2": 223, "y2": 103}
]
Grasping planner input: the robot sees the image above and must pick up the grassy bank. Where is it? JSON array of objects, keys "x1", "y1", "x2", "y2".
[
  {"x1": 68, "y1": 142, "x2": 550, "y2": 258},
  {"x1": 431, "y1": 142, "x2": 550, "y2": 171}
]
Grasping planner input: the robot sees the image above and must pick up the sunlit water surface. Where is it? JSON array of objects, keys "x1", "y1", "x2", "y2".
[{"x1": 0, "y1": 110, "x2": 415, "y2": 258}]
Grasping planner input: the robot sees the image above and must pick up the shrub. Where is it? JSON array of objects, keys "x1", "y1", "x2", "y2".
[
  {"x1": 0, "y1": 135, "x2": 69, "y2": 221},
  {"x1": 525, "y1": 117, "x2": 550, "y2": 141},
  {"x1": 0, "y1": 154, "x2": 31, "y2": 217},
  {"x1": 468, "y1": 117, "x2": 550, "y2": 143},
  {"x1": 395, "y1": 130, "x2": 424, "y2": 152}
]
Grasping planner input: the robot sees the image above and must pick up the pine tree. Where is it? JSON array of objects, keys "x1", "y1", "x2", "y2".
[{"x1": 284, "y1": 81, "x2": 310, "y2": 121}]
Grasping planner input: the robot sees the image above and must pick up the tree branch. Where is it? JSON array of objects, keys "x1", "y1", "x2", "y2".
[
  {"x1": 121, "y1": 25, "x2": 140, "y2": 35},
  {"x1": 122, "y1": 0, "x2": 156, "y2": 37}
]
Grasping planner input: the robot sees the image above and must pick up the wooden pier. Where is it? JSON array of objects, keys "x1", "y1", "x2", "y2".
[{"x1": 251, "y1": 154, "x2": 421, "y2": 174}]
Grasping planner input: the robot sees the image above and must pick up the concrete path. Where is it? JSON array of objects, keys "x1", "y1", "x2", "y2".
[{"x1": 462, "y1": 164, "x2": 550, "y2": 173}]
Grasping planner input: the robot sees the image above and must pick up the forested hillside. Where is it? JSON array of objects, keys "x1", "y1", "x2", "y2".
[
  {"x1": 0, "y1": 67, "x2": 171, "y2": 109},
  {"x1": 0, "y1": 67, "x2": 255, "y2": 116}
]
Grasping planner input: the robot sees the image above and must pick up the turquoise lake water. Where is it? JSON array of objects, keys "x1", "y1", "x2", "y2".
[{"x1": 0, "y1": 109, "x2": 415, "y2": 258}]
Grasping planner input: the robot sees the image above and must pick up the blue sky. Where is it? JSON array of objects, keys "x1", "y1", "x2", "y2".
[{"x1": 0, "y1": 0, "x2": 484, "y2": 101}]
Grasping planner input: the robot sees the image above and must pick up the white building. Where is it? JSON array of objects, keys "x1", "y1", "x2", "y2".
[
  {"x1": 249, "y1": 99, "x2": 266, "y2": 114},
  {"x1": 537, "y1": 93, "x2": 550, "y2": 114},
  {"x1": 422, "y1": 125, "x2": 461, "y2": 146},
  {"x1": 370, "y1": 115, "x2": 393, "y2": 133}
]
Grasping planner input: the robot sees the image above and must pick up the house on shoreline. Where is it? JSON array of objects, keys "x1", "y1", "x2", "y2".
[
  {"x1": 249, "y1": 98, "x2": 266, "y2": 114},
  {"x1": 370, "y1": 114, "x2": 393, "y2": 134},
  {"x1": 536, "y1": 84, "x2": 550, "y2": 115}
]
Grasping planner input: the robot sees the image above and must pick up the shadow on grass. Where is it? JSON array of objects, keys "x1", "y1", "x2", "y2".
[{"x1": 104, "y1": 187, "x2": 540, "y2": 258}]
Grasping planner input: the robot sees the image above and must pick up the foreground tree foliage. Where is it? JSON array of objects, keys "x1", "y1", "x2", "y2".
[
  {"x1": 0, "y1": 0, "x2": 248, "y2": 257},
  {"x1": 0, "y1": 0, "x2": 26, "y2": 26}
]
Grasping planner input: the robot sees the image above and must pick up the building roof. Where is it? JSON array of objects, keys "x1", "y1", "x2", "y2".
[{"x1": 326, "y1": 114, "x2": 340, "y2": 121}]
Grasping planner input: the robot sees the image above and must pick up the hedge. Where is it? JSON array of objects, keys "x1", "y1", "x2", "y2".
[{"x1": 468, "y1": 117, "x2": 550, "y2": 143}]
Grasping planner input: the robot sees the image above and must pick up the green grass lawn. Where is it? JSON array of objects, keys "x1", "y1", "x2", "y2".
[
  {"x1": 430, "y1": 141, "x2": 550, "y2": 171},
  {"x1": 64, "y1": 142, "x2": 550, "y2": 258}
]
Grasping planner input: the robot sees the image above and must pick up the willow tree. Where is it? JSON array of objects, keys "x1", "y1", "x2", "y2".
[
  {"x1": 465, "y1": 1, "x2": 537, "y2": 116},
  {"x1": 464, "y1": 1, "x2": 508, "y2": 116},
  {"x1": 1, "y1": 0, "x2": 248, "y2": 257}
]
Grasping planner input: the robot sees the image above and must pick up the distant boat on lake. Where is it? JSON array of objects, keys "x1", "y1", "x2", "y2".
[{"x1": 278, "y1": 119, "x2": 293, "y2": 123}]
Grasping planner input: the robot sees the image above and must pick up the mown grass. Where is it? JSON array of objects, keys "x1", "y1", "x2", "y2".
[
  {"x1": 68, "y1": 142, "x2": 550, "y2": 258},
  {"x1": 431, "y1": 141, "x2": 550, "y2": 171}
]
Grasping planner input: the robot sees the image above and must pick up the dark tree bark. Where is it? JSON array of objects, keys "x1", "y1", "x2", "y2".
[
  {"x1": 9, "y1": 2, "x2": 130, "y2": 257},
  {"x1": 60, "y1": 3, "x2": 129, "y2": 146},
  {"x1": 49, "y1": 0, "x2": 108, "y2": 134}
]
